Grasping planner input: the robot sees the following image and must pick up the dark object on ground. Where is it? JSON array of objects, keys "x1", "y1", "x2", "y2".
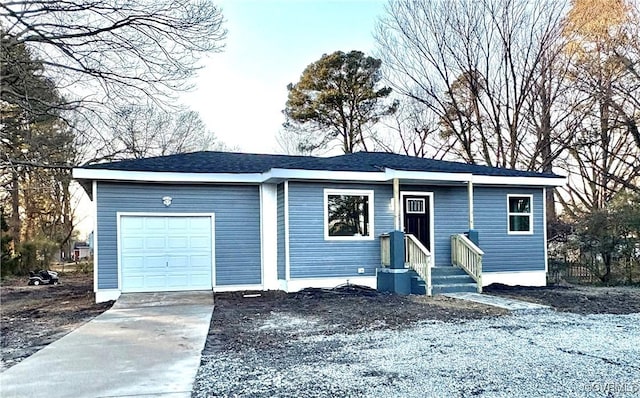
[
  {"x1": 28, "y1": 270, "x2": 59, "y2": 286},
  {"x1": 485, "y1": 283, "x2": 640, "y2": 315},
  {"x1": 1, "y1": 273, "x2": 113, "y2": 370},
  {"x1": 294, "y1": 283, "x2": 381, "y2": 298}
]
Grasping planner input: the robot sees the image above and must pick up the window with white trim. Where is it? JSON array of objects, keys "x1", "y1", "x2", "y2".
[
  {"x1": 507, "y1": 195, "x2": 533, "y2": 234},
  {"x1": 324, "y1": 189, "x2": 374, "y2": 240}
]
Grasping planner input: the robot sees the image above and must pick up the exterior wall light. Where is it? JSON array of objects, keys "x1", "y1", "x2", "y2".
[{"x1": 162, "y1": 196, "x2": 173, "y2": 207}]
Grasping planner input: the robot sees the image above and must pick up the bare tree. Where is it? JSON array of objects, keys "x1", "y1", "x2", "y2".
[
  {"x1": 373, "y1": 98, "x2": 447, "y2": 158},
  {"x1": 1, "y1": 1, "x2": 226, "y2": 110},
  {"x1": 375, "y1": 0, "x2": 570, "y2": 170},
  {"x1": 105, "y1": 104, "x2": 223, "y2": 160},
  {"x1": 558, "y1": 0, "x2": 640, "y2": 213}
]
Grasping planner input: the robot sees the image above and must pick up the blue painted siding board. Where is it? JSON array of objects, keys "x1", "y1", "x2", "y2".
[
  {"x1": 277, "y1": 183, "x2": 285, "y2": 280},
  {"x1": 473, "y1": 187, "x2": 545, "y2": 272},
  {"x1": 96, "y1": 182, "x2": 262, "y2": 289},
  {"x1": 288, "y1": 182, "x2": 394, "y2": 279}
]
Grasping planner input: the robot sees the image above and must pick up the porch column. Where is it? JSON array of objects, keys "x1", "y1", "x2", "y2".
[
  {"x1": 393, "y1": 178, "x2": 400, "y2": 230},
  {"x1": 467, "y1": 180, "x2": 479, "y2": 246},
  {"x1": 468, "y1": 180, "x2": 475, "y2": 230}
]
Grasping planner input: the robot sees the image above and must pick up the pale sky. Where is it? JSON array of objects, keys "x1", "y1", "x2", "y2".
[
  {"x1": 180, "y1": 0, "x2": 387, "y2": 153},
  {"x1": 75, "y1": 0, "x2": 387, "y2": 238}
]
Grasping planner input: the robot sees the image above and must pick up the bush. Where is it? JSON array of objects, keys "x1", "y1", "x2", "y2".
[{"x1": 12, "y1": 239, "x2": 60, "y2": 276}]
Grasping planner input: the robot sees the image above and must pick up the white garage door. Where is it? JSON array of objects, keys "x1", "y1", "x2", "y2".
[{"x1": 120, "y1": 215, "x2": 213, "y2": 292}]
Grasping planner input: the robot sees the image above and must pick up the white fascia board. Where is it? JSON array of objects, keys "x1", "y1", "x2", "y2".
[
  {"x1": 471, "y1": 175, "x2": 566, "y2": 187},
  {"x1": 266, "y1": 168, "x2": 387, "y2": 182},
  {"x1": 72, "y1": 168, "x2": 264, "y2": 183},
  {"x1": 384, "y1": 168, "x2": 472, "y2": 182}
]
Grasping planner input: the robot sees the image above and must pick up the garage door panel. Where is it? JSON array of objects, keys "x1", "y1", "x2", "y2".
[
  {"x1": 121, "y1": 217, "x2": 144, "y2": 230},
  {"x1": 145, "y1": 237, "x2": 166, "y2": 250},
  {"x1": 144, "y1": 217, "x2": 167, "y2": 230},
  {"x1": 167, "y1": 255, "x2": 188, "y2": 267},
  {"x1": 189, "y1": 236, "x2": 211, "y2": 249},
  {"x1": 189, "y1": 255, "x2": 211, "y2": 268},
  {"x1": 189, "y1": 218, "x2": 211, "y2": 230},
  {"x1": 120, "y1": 215, "x2": 213, "y2": 293},
  {"x1": 122, "y1": 237, "x2": 145, "y2": 250},
  {"x1": 122, "y1": 276, "x2": 144, "y2": 290},
  {"x1": 145, "y1": 275, "x2": 168, "y2": 287},
  {"x1": 167, "y1": 237, "x2": 189, "y2": 250},
  {"x1": 168, "y1": 216, "x2": 189, "y2": 228}
]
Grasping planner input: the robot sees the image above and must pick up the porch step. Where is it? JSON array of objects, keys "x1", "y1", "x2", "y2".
[
  {"x1": 432, "y1": 283, "x2": 478, "y2": 295},
  {"x1": 431, "y1": 266, "x2": 469, "y2": 276},
  {"x1": 410, "y1": 274, "x2": 426, "y2": 295},
  {"x1": 408, "y1": 266, "x2": 480, "y2": 295}
]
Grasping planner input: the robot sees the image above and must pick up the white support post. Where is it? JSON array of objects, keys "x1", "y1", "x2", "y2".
[
  {"x1": 468, "y1": 180, "x2": 475, "y2": 230},
  {"x1": 393, "y1": 178, "x2": 400, "y2": 230}
]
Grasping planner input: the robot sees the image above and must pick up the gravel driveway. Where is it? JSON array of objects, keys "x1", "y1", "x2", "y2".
[{"x1": 193, "y1": 310, "x2": 640, "y2": 397}]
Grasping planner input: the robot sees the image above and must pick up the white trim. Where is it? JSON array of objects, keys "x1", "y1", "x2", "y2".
[
  {"x1": 472, "y1": 175, "x2": 566, "y2": 187},
  {"x1": 73, "y1": 168, "x2": 263, "y2": 183},
  {"x1": 278, "y1": 279, "x2": 289, "y2": 291},
  {"x1": 400, "y1": 191, "x2": 435, "y2": 263},
  {"x1": 74, "y1": 166, "x2": 566, "y2": 187},
  {"x1": 482, "y1": 270, "x2": 546, "y2": 287},
  {"x1": 116, "y1": 212, "x2": 216, "y2": 293},
  {"x1": 543, "y1": 188, "x2": 549, "y2": 274},
  {"x1": 261, "y1": 184, "x2": 279, "y2": 290},
  {"x1": 213, "y1": 284, "x2": 265, "y2": 292},
  {"x1": 95, "y1": 289, "x2": 121, "y2": 303},
  {"x1": 385, "y1": 169, "x2": 473, "y2": 183},
  {"x1": 507, "y1": 194, "x2": 534, "y2": 235},
  {"x1": 267, "y1": 168, "x2": 387, "y2": 182},
  {"x1": 324, "y1": 188, "x2": 375, "y2": 241},
  {"x1": 285, "y1": 276, "x2": 377, "y2": 292},
  {"x1": 405, "y1": 198, "x2": 426, "y2": 214},
  {"x1": 92, "y1": 181, "x2": 98, "y2": 293},
  {"x1": 284, "y1": 181, "x2": 290, "y2": 281}
]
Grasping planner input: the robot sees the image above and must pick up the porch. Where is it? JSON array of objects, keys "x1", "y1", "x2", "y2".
[{"x1": 378, "y1": 231, "x2": 484, "y2": 295}]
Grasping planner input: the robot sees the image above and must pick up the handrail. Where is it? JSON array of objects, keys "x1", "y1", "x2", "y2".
[
  {"x1": 405, "y1": 234, "x2": 432, "y2": 295},
  {"x1": 380, "y1": 233, "x2": 390, "y2": 266},
  {"x1": 451, "y1": 234, "x2": 484, "y2": 293}
]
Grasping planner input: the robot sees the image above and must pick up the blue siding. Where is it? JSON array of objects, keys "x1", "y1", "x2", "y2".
[
  {"x1": 474, "y1": 187, "x2": 545, "y2": 272},
  {"x1": 96, "y1": 182, "x2": 261, "y2": 289},
  {"x1": 288, "y1": 182, "x2": 394, "y2": 278},
  {"x1": 277, "y1": 183, "x2": 285, "y2": 280}
]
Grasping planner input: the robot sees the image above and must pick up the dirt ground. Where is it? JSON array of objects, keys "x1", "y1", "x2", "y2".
[
  {"x1": 2, "y1": 276, "x2": 639, "y2": 373},
  {"x1": 205, "y1": 287, "x2": 506, "y2": 354},
  {"x1": 485, "y1": 283, "x2": 640, "y2": 315},
  {"x1": 0, "y1": 273, "x2": 113, "y2": 371},
  {"x1": 206, "y1": 284, "x2": 640, "y2": 354}
]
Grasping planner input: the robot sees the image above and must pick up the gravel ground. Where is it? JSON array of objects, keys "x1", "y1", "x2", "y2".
[{"x1": 193, "y1": 310, "x2": 640, "y2": 397}]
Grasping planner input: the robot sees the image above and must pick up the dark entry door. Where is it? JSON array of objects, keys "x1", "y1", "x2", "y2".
[{"x1": 403, "y1": 195, "x2": 431, "y2": 251}]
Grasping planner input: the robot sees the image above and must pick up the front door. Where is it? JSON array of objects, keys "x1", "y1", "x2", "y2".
[{"x1": 403, "y1": 195, "x2": 431, "y2": 251}]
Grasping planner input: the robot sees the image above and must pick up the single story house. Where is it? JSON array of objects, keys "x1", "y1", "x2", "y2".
[{"x1": 73, "y1": 151, "x2": 565, "y2": 303}]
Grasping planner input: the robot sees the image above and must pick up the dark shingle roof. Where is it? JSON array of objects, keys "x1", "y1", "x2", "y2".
[
  {"x1": 83, "y1": 152, "x2": 314, "y2": 173},
  {"x1": 81, "y1": 151, "x2": 562, "y2": 179}
]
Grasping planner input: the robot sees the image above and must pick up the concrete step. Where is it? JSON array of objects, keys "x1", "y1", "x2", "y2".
[
  {"x1": 410, "y1": 277, "x2": 426, "y2": 295},
  {"x1": 431, "y1": 283, "x2": 478, "y2": 295},
  {"x1": 431, "y1": 266, "x2": 469, "y2": 277},
  {"x1": 431, "y1": 274, "x2": 476, "y2": 285}
]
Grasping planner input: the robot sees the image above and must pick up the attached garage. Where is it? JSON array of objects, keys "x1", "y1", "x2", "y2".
[{"x1": 118, "y1": 214, "x2": 214, "y2": 292}]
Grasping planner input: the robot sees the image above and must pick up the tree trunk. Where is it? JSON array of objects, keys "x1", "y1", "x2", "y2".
[{"x1": 10, "y1": 169, "x2": 21, "y2": 246}]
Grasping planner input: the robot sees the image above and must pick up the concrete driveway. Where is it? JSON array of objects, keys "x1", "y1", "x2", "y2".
[{"x1": 1, "y1": 292, "x2": 213, "y2": 398}]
